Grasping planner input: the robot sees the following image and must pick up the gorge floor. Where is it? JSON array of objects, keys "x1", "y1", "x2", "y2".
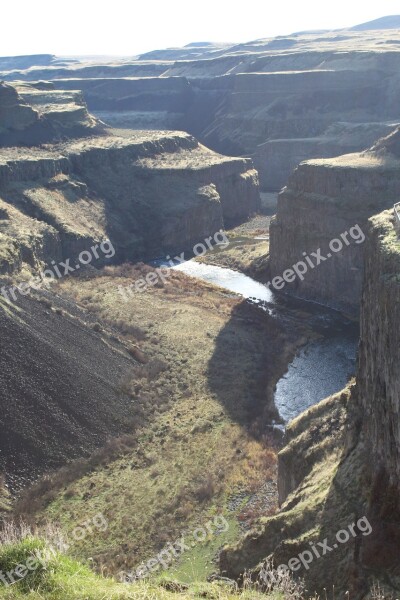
[
  {"x1": 11, "y1": 262, "x2": 298, "y2": 582},
  {"x1": 8, "y1": 221, "x2": 360, "y2": 585}
]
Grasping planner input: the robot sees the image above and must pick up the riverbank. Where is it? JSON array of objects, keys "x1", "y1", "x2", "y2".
[
  {"x1": 195, "y1": 215, "x2": 271, "y2": 282},
  {"x1": 175, "y1": 258, "x2": 358, "y2": 424}
]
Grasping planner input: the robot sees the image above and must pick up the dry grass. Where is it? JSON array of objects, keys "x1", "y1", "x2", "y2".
[
  {"x1": 11, "y1": 265, "x2": 292, "y2": 580},
  {"x1": 194, "y1": 217, "x2": 270, "y2": 280},
  {"x1": 0, "y1": 476, "x2": 10, "y2": 515}
]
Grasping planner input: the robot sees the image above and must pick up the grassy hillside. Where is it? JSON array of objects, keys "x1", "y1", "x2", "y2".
[
  {"x1": 12, "y1": 265, "x2": 300, "y2": 582},
  {"x1": 0, "y1": 528, "x2": 271, "y2": 600}
]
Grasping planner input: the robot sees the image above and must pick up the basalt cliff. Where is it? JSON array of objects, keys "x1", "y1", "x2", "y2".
[
  {"x1": 0, "y1": 83, "x2": 259, "y2": 277},
  {"x1": 269, "y1": 127, "x2": 400, "y2": 316},
  {"x1": 2, "y1": 27, "x2": 400, "y2": 191},
  {"x1": 220, "y1": 157, "x2": 400, "y2": 596}
]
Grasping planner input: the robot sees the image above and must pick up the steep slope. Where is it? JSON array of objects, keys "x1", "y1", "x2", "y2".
[
  {"x1": 0, "y1": 129, "x2": 260, "y2": 275},
  {"x1": 0, "y1": 287, "x2": 138, "y2": 492},
  {"x1": 269, "y1": 128, "x2": 400, "y2": 316},
  {"x1": 355, "y1": 210, "x2": 400, "y2": 580},
  {"x1": 220, "y1": 209, "x2": 400, "y2": 596}
]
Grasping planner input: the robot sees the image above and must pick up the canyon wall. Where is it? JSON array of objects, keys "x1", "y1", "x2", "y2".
[
  {"x1": 4, "y1": 29, "x2": 400, "y2": 189},
  {"x1": 355, "y1": 211, "x2": 400, "y2": 579},
  {"x1": 0, "y1": 87, "x2": 260, "y2": 275},
  {"x1": 269, "y1": 131, "x2": 400, "y2": 316},
  {"x1": 255, "y1": 122, "x2": 396, "y2": 191},
  {"x1": 357, "y1": 210, "x2": 400, "y2": 487},
  {"x1": 220, "y1": 195, "x2": 400, "y2": 596},
  {"x1": 52, "y1": 64, "x2": 400, "y2": 190}
]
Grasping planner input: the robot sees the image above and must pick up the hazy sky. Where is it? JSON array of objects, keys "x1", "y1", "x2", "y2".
[{"x1": 2, "y1": 0, "x2": 400, "y2": 57}]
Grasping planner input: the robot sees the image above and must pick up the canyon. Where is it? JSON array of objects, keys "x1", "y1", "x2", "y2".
[
  {"x1": 0, "y1": 15, "x2": 400, "y2": 600},
  {"x1": 2, "y1": 27, "x2": 400, "y2": 193}
]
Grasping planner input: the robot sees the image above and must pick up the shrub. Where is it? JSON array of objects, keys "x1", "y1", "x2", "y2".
[
  {"x1": 127, "y1": 345, "x2": 148, "y2": 363},
  {"x1": 193, "y1": 475, "x2": 215, "y2": 503}
]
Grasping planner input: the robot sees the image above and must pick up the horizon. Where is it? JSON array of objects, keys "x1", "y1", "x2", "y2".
[{"x1": 2, "y1": 1, "x2": 400, "y2": 57}]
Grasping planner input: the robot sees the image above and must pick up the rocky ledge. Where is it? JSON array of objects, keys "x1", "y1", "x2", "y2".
[
  {"x1": 0, "y1": 130, "x2": 260, "y2": 275},
  {"x1": 0, "y1": 81, "x2": 102, "y2": 146}
]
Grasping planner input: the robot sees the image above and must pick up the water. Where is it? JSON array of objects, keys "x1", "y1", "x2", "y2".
[
  {"x1": 274, "y1": 320, "x2": 357, "y2": 422},
  {"x1": 173, "y1": 261, "x2": 274, "y2": 303},
  {"x1": 173, "y1": 260, "x2": 358, "y2": 423}
]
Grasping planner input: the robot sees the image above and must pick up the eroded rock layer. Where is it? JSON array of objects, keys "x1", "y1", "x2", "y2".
[
  {"x1": 0, "y1": 126, "x2": 259, "y2": 275},
  {"x1": 269, "y1": 128, "x2": 400, "y2": 316},
  {"x1": 0, "y1": 81, "x2": 101, "y2": 145},
  {"x1": 3, "y1": 27, "x2": 400, "y2": 189}
]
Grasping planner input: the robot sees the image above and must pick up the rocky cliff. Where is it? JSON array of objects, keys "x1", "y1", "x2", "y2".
[
  {"x1": 0, "y1": 129, "x2": 259, "y2": 275},
  {"x1": 0, "y1": 82, "x2": 102, "y2": 145},
  {"x1": 269, "y1": 128, "x2": 400, "y2": 316},
  {"x1": 220, "y1": 209, "x2": 400, "y2": 596},
  {"x1": 355, "y1": 210, "x2": 400, "y2": 580},
  {"x1": 4, "y1": 27, "x2": 400, "y2": 189},
  {"x1": 357, "y1": 210, "x2": 400, "y2": 486},
  {"x1": 255, "y1": 122, "x2": 396, "y2": 191}
]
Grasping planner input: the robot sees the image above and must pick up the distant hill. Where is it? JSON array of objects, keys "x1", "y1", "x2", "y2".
[
  {"x1": 0, "y1": 54, "x2": 55, "y2": 71},
  {"x1": 351, "y1": 15, "x2": 400, "y2": 30},
  {"x1": 184, "y1": 41, "x2": 215, "y2": 47}
]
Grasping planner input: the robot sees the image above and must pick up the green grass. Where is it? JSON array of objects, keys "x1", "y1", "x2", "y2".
[
  {"x1": 160, "y1": 514, "x2": 240, "y2": 583},
  {"x1": 0, "y1": 536, "x2": 271, "y2": 600}
]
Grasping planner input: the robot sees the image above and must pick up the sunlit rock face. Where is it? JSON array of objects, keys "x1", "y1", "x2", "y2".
[{"x1": 269, "y1": 128, "x2": 400, "y2": 316}]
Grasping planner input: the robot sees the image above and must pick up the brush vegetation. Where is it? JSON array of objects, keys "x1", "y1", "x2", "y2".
[{"x1": 13, "y1": 266, "x2": 297, "y2": 582}]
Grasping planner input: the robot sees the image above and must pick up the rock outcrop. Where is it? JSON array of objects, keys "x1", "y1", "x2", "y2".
[
  {"x1": 3, "y1": 26, "x2": 400, "y2": 189},
  {"x1": 255, "y1": 122, "x2": 397, "y2": 191},
  {"x1": 0, "y1": 82, "x2": 102, "y2": 145},
  {"x1": 0, "y1": 82, "x2": 38, "y2": 132},
  {"x1": 0, "y1": 130, "x2": 259, "y2": 275},
  {"x1": 357, "y1": 210, "x2": 400, "y2": 486},
  {"x1": 220, "y1": 207, "x2": 400, "y2": 596},
  {"x1": 269, "y1": 128, "x2": 400, "y2": 316}
]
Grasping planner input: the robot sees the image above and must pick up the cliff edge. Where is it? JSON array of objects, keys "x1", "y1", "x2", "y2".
[
  {"x1": 269, "y1": 128, "x2": 400, "y2": 316},
  {"x1": 220, "y1": 209, "x2": 400, "y2": 595}
]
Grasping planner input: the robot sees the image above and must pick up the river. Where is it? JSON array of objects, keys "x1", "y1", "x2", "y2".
[{"x1": 173, "y1": 260, "x2": 358, "y2": 423}]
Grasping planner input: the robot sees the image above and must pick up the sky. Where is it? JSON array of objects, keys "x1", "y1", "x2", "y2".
[{"x1": 2, "y1": 0, "x2": 400, "y2": 57}]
